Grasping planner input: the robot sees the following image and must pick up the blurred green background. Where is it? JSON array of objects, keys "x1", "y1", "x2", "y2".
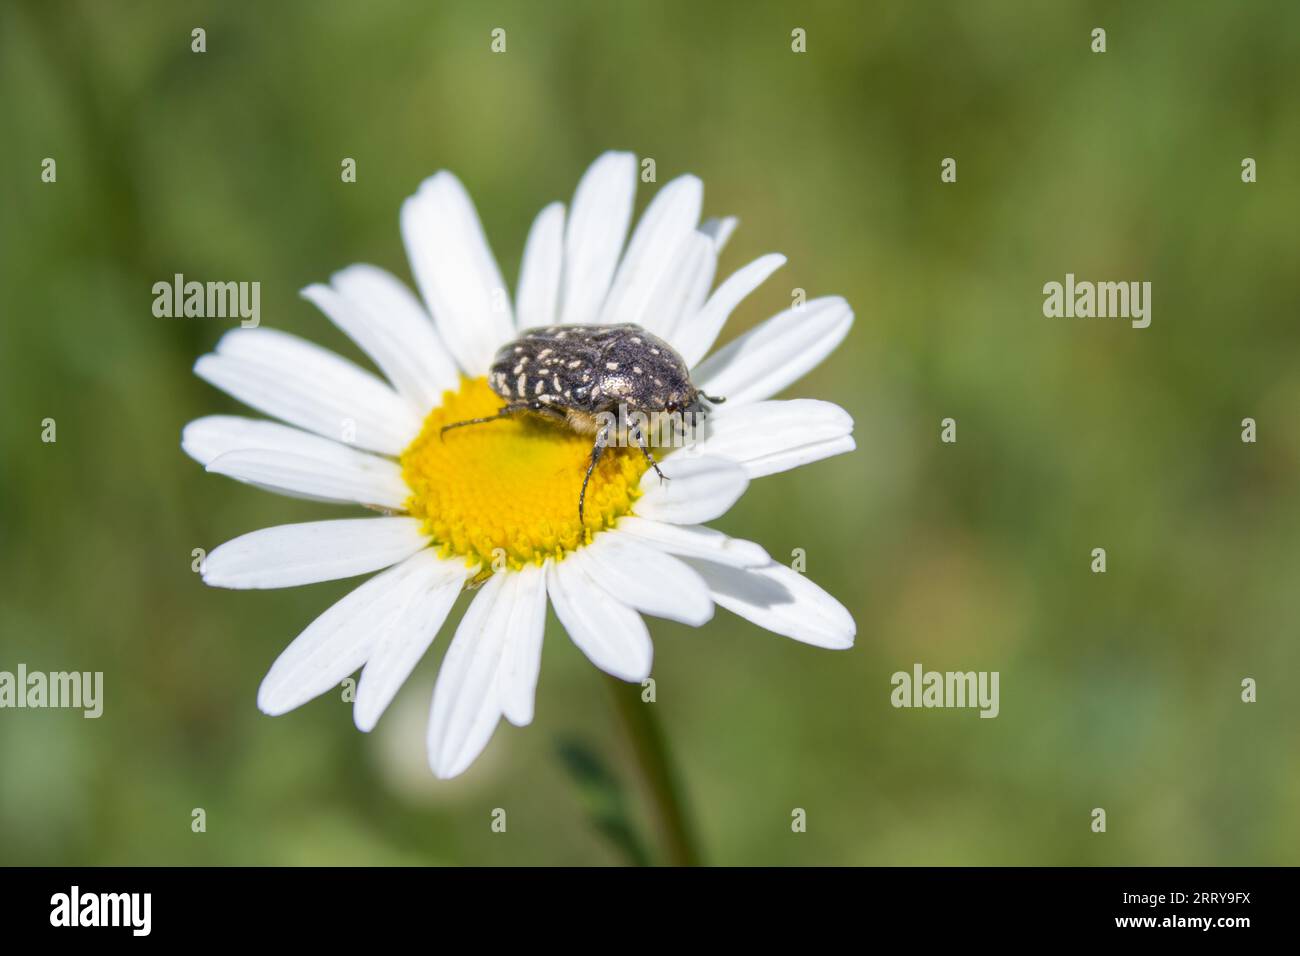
[{"x1": 2, "y1": 0, "x2": 1298, "y2": 866}]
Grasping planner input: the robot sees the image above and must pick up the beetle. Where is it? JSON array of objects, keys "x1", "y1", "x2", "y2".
[{"x1": 441, "y1": 323, "x2": 724, "y2": 521}]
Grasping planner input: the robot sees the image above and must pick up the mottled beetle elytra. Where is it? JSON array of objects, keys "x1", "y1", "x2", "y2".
[{"x1": 441, "y1": 323, "x2": 724, "y2": 521}]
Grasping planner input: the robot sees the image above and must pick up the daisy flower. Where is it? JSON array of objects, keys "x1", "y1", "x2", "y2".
[{"x1": 183, "y1": 152, "x2": 856, "y2": 779}]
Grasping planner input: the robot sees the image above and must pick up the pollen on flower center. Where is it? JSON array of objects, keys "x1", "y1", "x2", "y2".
[{"x1": 401, "y1": 377, "x2": 648, "y2": 570}]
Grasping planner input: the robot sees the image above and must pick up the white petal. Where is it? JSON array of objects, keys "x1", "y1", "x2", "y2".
[
  {"x1": 615, "y1": 516, "x2": 770, "y2": 568},
  {"x1": 427, "y1": 572, "x2": 514, "y2": 778},
  {"x1": 206, "y1": 448, "x2": 408, "y2": 509},
  {"x1": 577, "y1": 532, "x2": 713, "y2": 626},
  {"x1": 683, "y1": 559, "x2": 855, "y2": 650},
  {"x1": 699, "y1": 216, "x2": 738, "y2": 251},
  {"x1": 680, "y1": 237, "x2": 720, "y2": 320},
  {"x1": 353, "y1": 554, "x2": 470, "y2": 732},
  {"x1": 194, "y1": 328, "x2": 420, "y2": 454},
  {"x1": 686, "y1": 399, "x2": 855, "y2": 478},
  {"x1": 515, "y1": 202, "x2": 565, "y2": 331},
  {"x1": 634, "y1": 455, "x2": 748, "y2": 526},
  {"x1": 637, "y1": 232, "x2": 716, "y2": 342},
  {"x1": 692, "y1": 296, "x2": 853, "y2": 407},
  {"x1": 673, "y1": 253, "x2": 786, "y2": 368},
  {"x1": 204, "y1": 517, "x2": 430, "y2": 589},
  {"x1": 400, "y1": 171, "x2": 515, "y2": 374},
  {"x1": 257, "y1": 551, "x2": 446, "y2": 715},
  {"x1": 547, "y1": 558, "x2": 652, "y2": 682},
  {"x1": 182, "y1": 415, "x2": 371, "y2": 468},
  {"x1": 558, "y1": 151, "x2": 637, "y2": 325},
  {"x1": 299, "y1": 284, "x2": 422, "y2": 417},
  {"x1": 314, "y1": 264, "x2": 459, "y2": 408},
  {"x1": 748, "y1": 435, "x2": 853, "y2": 477},
  {"x1": 600, "y1": 174, "x2": 703, "y2": 327},
  {"x1": 497, "y1": 562, "x2": 550, "y2": 727}
]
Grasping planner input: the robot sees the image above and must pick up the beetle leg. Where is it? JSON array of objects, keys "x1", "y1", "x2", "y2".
[
  {"x1": 440, "y1": 403, "x2": 526, "y2": 439},
  {"x1": 441, "y1": 401, "x2": 571, "y2": 439},
  {"x1": 578, "y1": 421, "x2": 612, "y2": 524},
  {"x1": 631, "y1": 425, "x2": 668, "y2": 485}
]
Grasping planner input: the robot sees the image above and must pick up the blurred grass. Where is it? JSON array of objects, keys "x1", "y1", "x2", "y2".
[{"x1": 1, "y1": 0, "x2": 1297, "y2": 865}]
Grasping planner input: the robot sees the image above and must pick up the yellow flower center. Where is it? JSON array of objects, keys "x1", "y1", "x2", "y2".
[{"x1": 400, "y1": 377, "x2": 647, "y2": 570}]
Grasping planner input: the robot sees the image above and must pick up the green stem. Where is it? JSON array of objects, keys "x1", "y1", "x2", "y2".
[{"x1": 604, "y1": 674, "x2": 701, "y2": 867}]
